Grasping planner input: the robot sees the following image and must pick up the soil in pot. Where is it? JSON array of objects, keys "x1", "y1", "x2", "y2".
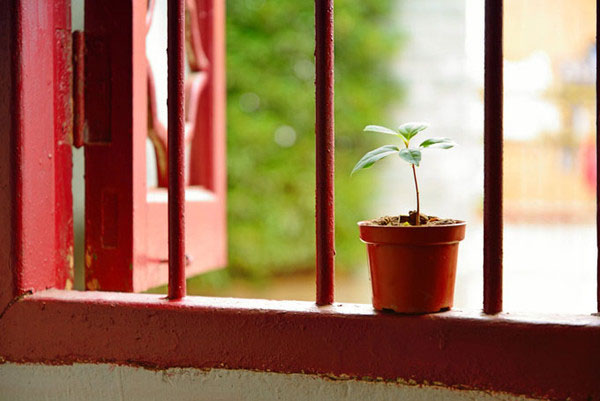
[{"x1": 368, "y1": 210, "x2": 459, "y2": 227}]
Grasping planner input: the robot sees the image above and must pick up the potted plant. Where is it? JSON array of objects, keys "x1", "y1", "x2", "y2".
[{"x1": 352, "y1": 122, "x2": 466, "y2": 314}]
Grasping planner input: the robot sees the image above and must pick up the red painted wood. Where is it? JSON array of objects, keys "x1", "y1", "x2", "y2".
[
  {"x1": 146, "y1": 0, "x2": 208, "y2": 188},
  {"x1": 168, "y1": 0, "x2": 187, "y2": 299},
  {"x1": 0, "y1": 0, "x2": 17, "y2": 309},
  {"x1": 72, "y1": 31, "x2": 84, "y2": 149},
  {"x1": 146, "y1": 0, "x2": 156, "y2": 34},
  {"x1": 84, "y1": 0, "x2": 226, "y2": 292},
  {"x1": 314, "y1": 0, "x2": 335, "y2": 306},
  {"x1": 187, "y1": 0, "x2": 224, "y2": 194},
  {"x1": 185, "y1": 0, "x2": 209, "y2": 72},
  {"x1": 83, "y1": 0, "x2": 142, "y2": 291},
  {"x1": 483, "y1": 0, "x2": 503, "y2": 315},
  {"x1": 0, "y1": 0, "x2": 73, "y2": 309},
  {"x1": 53, "y1": 0, "x2": 75, "y2": 293},
  {"x1": 1, "y1": 290, "x2": 600, "y2": 401}
]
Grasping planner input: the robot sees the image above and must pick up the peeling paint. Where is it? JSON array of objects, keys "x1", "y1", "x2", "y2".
[
  {"x1": 66, "y1": 245, "x2": 74, "y2": 271},
  {"x1": 86, "y1": 279, "x2": 100, "y2": 291},
  {"x1": 0, "y1": 290, "x2": 33, "y2": 321},
  {"x1": 85, "y1": 245, "x2": 93, "y2": 269}
]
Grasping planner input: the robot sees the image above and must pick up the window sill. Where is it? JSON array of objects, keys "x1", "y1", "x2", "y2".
[{"x1": 1, "y1": 289, "x2": 599, "y2": 400}]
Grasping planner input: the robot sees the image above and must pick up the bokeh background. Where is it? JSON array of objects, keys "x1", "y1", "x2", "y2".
[
  {"x1": 180, "y1": 0, "x2": 598, "y2": 314},
  {"x1": 72, "y1": 0, "x2": 598, "y2": 314},
  {"x1": 149, "y1": 0, "x2": 405, "y2": 297}
]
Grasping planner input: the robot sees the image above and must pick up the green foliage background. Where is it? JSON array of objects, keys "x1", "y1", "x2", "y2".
[
  {"x1": 225, "y1": 0, "x2": 402, "y2": 279},
  {"x1": 197, "y1": 0, "x2": 402, "y2": 287}
]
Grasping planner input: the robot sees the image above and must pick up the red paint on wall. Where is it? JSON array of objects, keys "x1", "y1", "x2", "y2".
[
  {"x1": 1, "y1": 290, "x2": 600, "y2": 401},
  {"x1": 0, "y1": 0, "x2": 73, "y2": 309}
]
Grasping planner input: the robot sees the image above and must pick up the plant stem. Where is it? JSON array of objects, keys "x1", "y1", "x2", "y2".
[{"x1": 412, "y1": 164, "x2": 420, "y2": 226}]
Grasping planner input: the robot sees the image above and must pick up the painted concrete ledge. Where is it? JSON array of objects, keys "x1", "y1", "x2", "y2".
[
  {"x1": 1, "y1": 290, "x2": 599, "y2": 400},
  {"x1": 0, "y1": 362, "x2": 538, "y2": 401}
]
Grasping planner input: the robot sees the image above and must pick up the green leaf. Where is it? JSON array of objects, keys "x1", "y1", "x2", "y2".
[
  {"x1": 351, "y1": 145, "x2": 400, "y2": 175},
  {"x1": 419, "y1": 137, "x2": 455, "y2": 149},
  {"x1": 398, "y1": 148, "x2": 422, "y2": 166},
  {"x1": 398, "y1": 122, "x2": 429, "y2": 140},
  {"x1": 364, "y1": 125, "x2": 408, "y2": 144},
  {"x1": 363, "y1": 125, "x2": 398, "y2": 136}
]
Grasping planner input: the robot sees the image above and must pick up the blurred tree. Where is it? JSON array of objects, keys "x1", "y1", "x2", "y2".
[{"x1": 203, "y1": 0, "x2": 402, "y2": 285}]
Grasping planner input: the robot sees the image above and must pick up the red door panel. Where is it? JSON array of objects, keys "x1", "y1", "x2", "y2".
[{"x1": 84, "y1": 0, "x2": 226, "y2": 292}]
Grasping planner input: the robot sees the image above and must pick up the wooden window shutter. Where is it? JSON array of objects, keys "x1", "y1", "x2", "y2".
[{"x1": 83, "y1": 0, "x2": 226, "y2": 292}]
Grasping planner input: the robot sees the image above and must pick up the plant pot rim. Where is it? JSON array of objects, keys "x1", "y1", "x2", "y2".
[
  {"x1": 357, "y1": 220, "x2": 466, "y2": 228},
  {"x1": 358, "y1": 220, "x2": 466, "y2": 245}
]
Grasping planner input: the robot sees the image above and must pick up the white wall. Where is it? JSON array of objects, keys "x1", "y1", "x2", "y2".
[
  {"x1": 0, "y1": 363, "x2": 538, "y2": 401},
  {"x1": 382, "y1": 0, "x2": 486, "y2": 311}
]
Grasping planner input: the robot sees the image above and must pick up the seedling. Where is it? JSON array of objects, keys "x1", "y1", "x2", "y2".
[{"x1": 351, "y1": 122, "x2": 454, "y2": 226}]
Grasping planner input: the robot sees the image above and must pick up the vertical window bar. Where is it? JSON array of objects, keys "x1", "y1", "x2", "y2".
[
  {"x1": 596, "y1": 0, "x2": 600, "y2": 313},
  {"x1": 315, "y1": 0, "x2": 335, "y2": 305},
  {"x1": 484, "y1": 0, "x2": 503, "y2": 314},
  {"x1": 167, "y1": 0, "x2": 186, "y2": 300}
]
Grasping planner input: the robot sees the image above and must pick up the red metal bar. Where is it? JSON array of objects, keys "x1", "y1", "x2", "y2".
[
  {"x1": 483, "y1": 0, "x2": 503, "y2": 314},
  {"x1": 314, "y1": 0, "x2": 335, "y2": 306},
  {"x1": 168, "y1": 0, "x2": 186, "y2": 299},
  {"x1": 596, "y1": 0, "x2": 600, "y2": 313},
  {"x1": 72, "y1": 31, "x2": 84, "y2": 148}
]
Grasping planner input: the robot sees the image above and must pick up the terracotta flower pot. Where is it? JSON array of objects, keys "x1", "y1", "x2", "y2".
[{"x1": 358, "y1": 221, "x2": 466, "y2": 314}]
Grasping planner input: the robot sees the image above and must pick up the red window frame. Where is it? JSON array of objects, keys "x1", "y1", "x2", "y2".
[
  {"x1": 1, "y1": 1, "x2": 599, "y2": 400},
  {"x1": 82, "y1": 0, "x2": 227, "y2": 292}
]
